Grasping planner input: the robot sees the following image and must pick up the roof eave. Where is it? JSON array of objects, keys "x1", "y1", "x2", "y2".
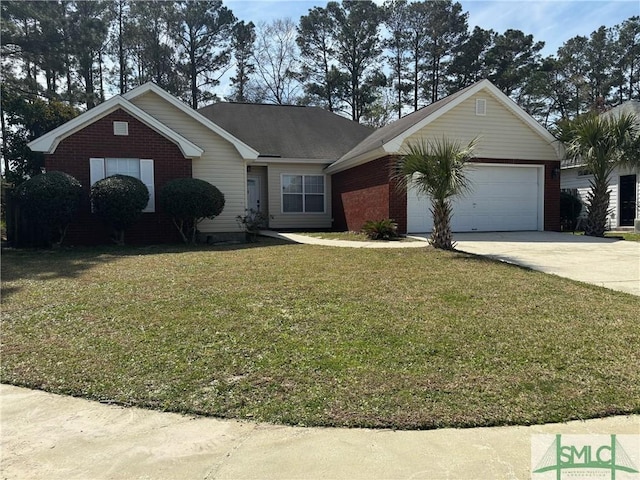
[
  {"x1": 124, "y1": 83, "x2": 259, "y2": 160},
  {"x1": 28, "y1": 96, "x2": 204, "y2": 159}
]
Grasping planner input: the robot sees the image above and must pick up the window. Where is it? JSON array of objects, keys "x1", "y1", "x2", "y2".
[
  {"x1": 106, "y1": 158, "x2": 140, "y2": 179},
  {"x1": 282, "y1": 174, "x2": 325, "y2": 213},
  {"x1": 90, "y1": 157, "x2": 155, "y2": 212},
  {"x1": 475, "y1": 98, "x2": 487, "y2": 116}
]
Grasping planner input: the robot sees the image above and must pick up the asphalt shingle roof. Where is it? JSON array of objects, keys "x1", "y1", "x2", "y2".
[{"x1": 197, "y1": 103, "x2": 373, "y2": 160}]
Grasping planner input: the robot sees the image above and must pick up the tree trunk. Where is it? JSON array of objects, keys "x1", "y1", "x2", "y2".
[
  {"x1": 585, "y1": 178, "x2": 611, "y2": 237},
  {"x1": 430, "y1": 198, "x2": 454, "y2": 250}
]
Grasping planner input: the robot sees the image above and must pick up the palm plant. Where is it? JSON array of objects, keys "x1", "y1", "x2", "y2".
[
  {"x1": 555, "y1": 113, "x2": 639, "y2": 237},
  {"x1": 395, "y1": 136, "x2": 477, "y2": 250}
]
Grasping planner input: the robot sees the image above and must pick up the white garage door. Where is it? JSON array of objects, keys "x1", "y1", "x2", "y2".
[{"x1": 407, "y1": 165, "x2": 542, "y2": 233}]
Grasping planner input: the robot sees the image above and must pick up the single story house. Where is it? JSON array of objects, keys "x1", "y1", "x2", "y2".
[
  {"x1": 28, "y1": 79, "x2": 562, "y2": 244},
  {"x1": 560, "y1": 100, "x2": 640, "y2": 230}
]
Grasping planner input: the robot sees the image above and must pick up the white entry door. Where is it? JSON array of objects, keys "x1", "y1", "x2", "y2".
[
  {"x1": 407, "y1": 164, "x2": 542, "y2": 233},
  {"x1": 247, "y1": 176, "x2": 261, "y2": 212}
]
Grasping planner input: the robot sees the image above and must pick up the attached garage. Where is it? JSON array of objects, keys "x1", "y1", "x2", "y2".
[
  {"x1": 407, "y1": 164, "x2": 544, "y2": 233},
  {"x1": 327, "y1": 79, "x2": 563, "y2": 234}
]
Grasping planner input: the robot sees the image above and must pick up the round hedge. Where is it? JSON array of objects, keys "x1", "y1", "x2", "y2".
[
  {"x1": 159, "y1": 178, "x2": 225, "y2": 221},
  {"x1": 15, "y1": 171, "x2": 83, "y2": 243},
  {"x1": 90, "y1": 175, "x2": 149, "y2": 231}
]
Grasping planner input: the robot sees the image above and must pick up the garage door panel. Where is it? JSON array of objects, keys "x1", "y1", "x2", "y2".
[{"x1": 407, "y1": 165, "x2": 541, "y2": 233}]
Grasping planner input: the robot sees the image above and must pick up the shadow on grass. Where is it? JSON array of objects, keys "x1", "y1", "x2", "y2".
[{"x1": 0, "y1": 237, "x2": 292, "y2": 297}]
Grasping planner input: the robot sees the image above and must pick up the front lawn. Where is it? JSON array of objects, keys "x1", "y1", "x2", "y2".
[{"x1": 2, "y1": 239, "x2": 639, "y2": 429}]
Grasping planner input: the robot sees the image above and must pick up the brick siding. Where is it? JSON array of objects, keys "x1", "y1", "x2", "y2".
[
  {"x1": 331, "y1": 156, "x2": 407, "y2": 233},
  {"x1": 44, "y1": 109, "x2": 192, "y2": 245},
  {"x1": 331, "y1": 156, "x2": 560, "y2": 234}
]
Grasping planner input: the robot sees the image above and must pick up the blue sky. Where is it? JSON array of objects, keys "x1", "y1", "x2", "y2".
[{"x1": 225, "y1": 0, "x2": 639, "y2": 56}]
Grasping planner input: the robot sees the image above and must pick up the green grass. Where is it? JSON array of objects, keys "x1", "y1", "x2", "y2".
[
  {"x1": 565, "y1": 231, "x2": 640, "y2": 242},
  {"x1": 607, "y1": 232, "x2": 640, "y2": 242},
  {"x1": 2, "y1": 239, "x2": 639, "y2": 430}
]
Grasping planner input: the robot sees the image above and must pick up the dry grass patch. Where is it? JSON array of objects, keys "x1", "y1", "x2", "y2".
[{"x1": 2, "y1": 239, "x2": 639, "y2": 429}]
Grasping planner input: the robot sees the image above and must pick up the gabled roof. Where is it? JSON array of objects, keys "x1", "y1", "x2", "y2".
[
  {"x1": 198, "y1": 102, "x2": 373, "y2": 161},
  {"x1": 123, "y1": 83, "x2": 258, "y2": 160},
  {"x1": 28, "y1": 94, "x2": 204, "y2": 158},
  {"x1": 326, "y1": 79, "x2": 560, "y2": 174}
]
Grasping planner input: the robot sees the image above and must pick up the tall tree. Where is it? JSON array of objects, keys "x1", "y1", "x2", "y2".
[
  {"x1": 69, "y1": 1, "x2": 110, "y2": 109},
  {"x1": 327, "y1": 0, "x2": 383, "y2": 121},
  {"x1": 484, "y1": 29, "x2": 544, "y2": 99},
  {"x1": 446, "y1": 26, "x2": 493, "y2": 93},
  {"x1": 229, "y1": 21, "x2": 256, "y2": 103},
  {"x1": 297, "y1": 6, "x2": 342, "y2": 111},
  {"x1": 129, "y1": 1, "x2": 182, "y2": 95},
  {"x1": 612, "y1": 16, "x2": 640, "y2": 103},
  {"x1": 585, "y1": 26, "x2": 615, "y2": 109},
  {"x1": 252, "y1": 18, "x2": 301, "y2": 104},
  {"x1": 173, "y1": 0, "x2": 236, "y2": 109},
  {"x1": 404, "y1": 1, "x2": 430, "y2": 111},
  {"x1": 383, "y1": 0, "x2": 411, "y2": 118},
  {"x1": 422, "y1": 0, "x2": 468, "y2": 103}
]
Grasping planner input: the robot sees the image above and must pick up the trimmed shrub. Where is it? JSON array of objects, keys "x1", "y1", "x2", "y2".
[
  {"x1": 91, "y1": 175, "x2": 149, "y2": 245},
  {"x1": 560, "y1": 190, "x2": 583, "y2": 231},
  {"x1": 14, "y1": 171, "x2": 83, "y2": 246},
  {"x1": 362, "y1": 219, "x2": 398, "y2": 240},
  {"x1": 159, "y1": 178, "x2": 225, "y2": 244}
]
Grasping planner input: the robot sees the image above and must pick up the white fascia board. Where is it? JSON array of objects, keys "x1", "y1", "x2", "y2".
[
  {"x1": 124, "y1": 83, "x2": 259, "y2": 160},
  {"x1": 28, "y1": 96, "x2": 204, "y2": 159},
  {"x1": 258, "y1": 157, "x2": 335, "y2": 165},
  {"x1": 324, "y1": 148, "x2": 386, "y2": 174}
]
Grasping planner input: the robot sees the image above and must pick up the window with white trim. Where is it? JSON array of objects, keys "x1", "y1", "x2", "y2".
[
  {"x1": 90, "y1": 157, "x2": 155, "y2": 212},
  {"x1": 282, "y1": 174, "x2": 325, "y2": 213}
]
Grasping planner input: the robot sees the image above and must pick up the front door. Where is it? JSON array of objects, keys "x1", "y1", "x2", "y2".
[
  {"x1": 619, "y1": 174, "x2": 637, "y2": 226},
  {"x1": 247, "y1": 176, "x2": 261, "y2": 213}
]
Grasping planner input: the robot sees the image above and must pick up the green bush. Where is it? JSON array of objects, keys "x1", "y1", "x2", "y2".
[
  {"x1": 14, "y1": 171, "x2": 83, "y2": 246},
  {"x1": 159, "y1": 178, "x2": 225, "y2": 244},
  {"x1": 362, "y1": 219, "x2": 398, "y2": 240},
  {"x1": 560, "y1": 190, "x2": 583, "y2": 231},
  {"x1": 91, "y1": 175, "x2": 149, "y2": 245}
]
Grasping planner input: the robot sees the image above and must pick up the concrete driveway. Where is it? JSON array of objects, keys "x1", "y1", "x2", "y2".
[{"x1": 448, "y1": 231, "x2": 640, "y2": 296}]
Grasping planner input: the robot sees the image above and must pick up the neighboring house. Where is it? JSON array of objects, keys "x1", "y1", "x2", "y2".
[
  {"x1": 560, "y1": 100, "x2": 640, "y2": 229},
  {"x1": 28, "y1": 79, "x2": 561, "y2": 244},
  {"x1": 328, "y1": 79, "x2": 562, "y2": 233}
]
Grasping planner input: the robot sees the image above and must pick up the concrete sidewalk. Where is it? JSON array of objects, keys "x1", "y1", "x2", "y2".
[{"x1": 2, "y1": 385, "x2": 638, "y2": 480}]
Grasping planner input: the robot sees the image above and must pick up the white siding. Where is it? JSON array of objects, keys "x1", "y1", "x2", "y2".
[
  {"x1": 406, "y1": 91, "x2": 558, "y2": 161},
  {"x1": 267, "y1": 163, "x2": 332, "y2": 229},
  {"x1": 130, "y1": 92, "x2": 246, "y2": 232},
  {"x1": 561, "y1": 165, "x2": 639, "y2": 228}
]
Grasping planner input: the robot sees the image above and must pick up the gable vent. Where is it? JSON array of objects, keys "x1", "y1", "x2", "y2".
[
  {"x1": 475, "y1": 98, "x2": 487, "y2": 116},
  {"x1": 113, "y1": 121, "x2": 129, "y2": 136}
]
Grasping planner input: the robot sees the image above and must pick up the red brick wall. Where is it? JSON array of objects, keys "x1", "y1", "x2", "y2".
[
  {"x1": 44, "y1": 109, "x2": 192, "y2": 245},
  {"x1": 331, "y1": 156, "x2": 560, "y2": 234},
  {"x1": 331, "y1": 156, "x2": 407, "y2": 232}
]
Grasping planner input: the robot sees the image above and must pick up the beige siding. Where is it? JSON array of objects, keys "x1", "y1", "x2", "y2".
[
  {"x1": 267, "y1": 163, "x2": 332, "y2": 229},
  {"x1": 131, "y1": 92, "x2": 246, "y2": 232},
  {"x1": 406, "y1": 92, "x2": 558, "y2": 161}
]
